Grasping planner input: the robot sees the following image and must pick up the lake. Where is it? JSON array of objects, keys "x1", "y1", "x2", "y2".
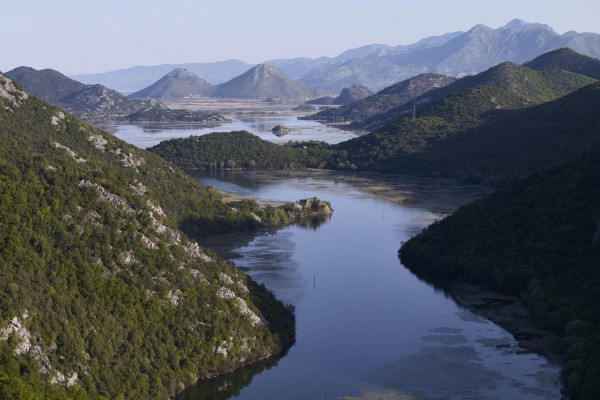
[
  {"x1": 175, "y1": 170, "x2": 562, "y2": 400},
  {"x1": 100, "y1": 113, "x2": 358, "y2": 149}
]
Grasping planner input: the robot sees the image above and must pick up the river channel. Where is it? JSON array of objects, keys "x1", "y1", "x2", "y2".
[
  {"x1": 108, "y1": 117, "x2": 563, "y2": 399},
  {"x1": 178, "y1": 170, "x2": 562, "y2": 400}
]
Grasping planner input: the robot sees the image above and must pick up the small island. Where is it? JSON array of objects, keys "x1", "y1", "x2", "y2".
[{"x1": 271, "y1": 125, "x2": 294, "y2": 137}]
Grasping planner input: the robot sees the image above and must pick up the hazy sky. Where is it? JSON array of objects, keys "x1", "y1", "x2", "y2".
[{"x1": 2, "y1": 0, "x2": 599, "y2": 75}]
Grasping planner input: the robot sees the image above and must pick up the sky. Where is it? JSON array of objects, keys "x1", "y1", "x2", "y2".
[{"x1": 1, "y1": 0, "x2": 599, "y2": 75}]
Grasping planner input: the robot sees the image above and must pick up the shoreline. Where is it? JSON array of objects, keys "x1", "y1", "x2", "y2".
[{"x1": 440, "y1": 280, "x2": 563, "y2": 366}]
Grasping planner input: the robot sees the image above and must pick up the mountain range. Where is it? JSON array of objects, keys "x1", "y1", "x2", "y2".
[
  {"x1": 152, "y1": 48, "x2": 600, "y2": 188},
  {"x1": 129, "y1": 64, "x2": 320, "y2": 101},
  {"x1": 305, "y1": 48, "x2": 599, "y2": 132},
  {"x1": 72, "y1": 19, "x2": 600, "y2": 94},
  {"x1": 4, "y1": 67, "x2": 228, "y2": 124}
]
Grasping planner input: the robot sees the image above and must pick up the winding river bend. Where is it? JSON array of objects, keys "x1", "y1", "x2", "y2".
[{"x1": 178, "y1": 170, "x2": 562, "y2": 400}]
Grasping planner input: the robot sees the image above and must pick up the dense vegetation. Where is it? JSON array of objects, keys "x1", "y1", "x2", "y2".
[
  {"x1": 149, "y1": 131, "x2": 308, "y2": 170},
  {"x1": 399, "y1": 145, "x2": 600, "y2": 399},
  {"x1": 0, "y1": 74, "x2": 300, "y2": 399}
]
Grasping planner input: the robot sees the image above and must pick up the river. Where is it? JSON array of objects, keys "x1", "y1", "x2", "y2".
[
  {"x1": 108, "y1": 118, "x2": 563, "y2": 399},
  {"x1": 178, "y1": 170, "x2": 562, "y2": 400}
]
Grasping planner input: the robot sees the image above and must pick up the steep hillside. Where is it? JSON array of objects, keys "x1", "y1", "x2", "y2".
[
  {"x1": 129, "y1": 68, "x2": 217, "y2": 100},
  {"x1": 525, "y1": 47, "x2": 600, "y2": 79},
  {"x1": 0, "y1": 74, "x2": 298, "y2": 399},
  {"x1": 399, "y1": 145, "x2": 600, "y2": 400},
  {"x1": 304, "y1": 73, "x2": 455, "y2": 123},
  {"x1": 216, "y1": 64, "x2": 315, "y2": 99}
]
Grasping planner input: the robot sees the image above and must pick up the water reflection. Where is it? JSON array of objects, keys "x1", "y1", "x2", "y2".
[{"x1": 174, "y1": 357, "x2": 282, "y2": 400}]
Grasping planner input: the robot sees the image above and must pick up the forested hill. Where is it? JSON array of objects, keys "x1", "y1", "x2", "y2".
[
  {"x1": 0, "y1": 74, "x2": 296, "y2": 399},
  {"x1": 399, "y1": 144, "x2": 600, "y2": 400},
  {"x1": 336, "y1": 81, "x2": 600, "y2": 185},
  {"x1": 149, "y1": 131, "x2": 304, "y2": 169},
  {"x1": 356, "y1": 61, "x2": 597, "y2": 131}
]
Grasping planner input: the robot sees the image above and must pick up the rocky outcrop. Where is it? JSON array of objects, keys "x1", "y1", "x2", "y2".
[
  {"x1": 0, "y1": 74, "x2": 28, "y2": 107},
  {"x1": 271, "y1": 125, "x2": 293, "y2": 136},
  {"x1": 289, "y1": 197, "x2": 333, "y2": 219}
]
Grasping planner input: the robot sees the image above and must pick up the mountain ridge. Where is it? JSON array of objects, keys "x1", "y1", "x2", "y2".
[{"x1": 69, "y1": 20, "x2": 600, "y2": 94}]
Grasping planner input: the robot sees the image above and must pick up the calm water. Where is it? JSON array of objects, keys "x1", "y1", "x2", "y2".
[
  {"x1": 176, "y1": 170, "x2": 562, "y2": 400},
  {"x1": 101, "y1": 113, "x2": 358, "y2": 148}
]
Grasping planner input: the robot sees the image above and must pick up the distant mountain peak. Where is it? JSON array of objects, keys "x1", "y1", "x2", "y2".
[
  {"x1": 166, "y1": 68, "x2": 197, "y2": 79},
  {"x1": 502, "y1": 18, "x2": 553, "y2": 32},
  {"x1": 468, "y1": 23, "x2": 494, "y2": 34},
  {"x1": 129, "y1": 68, "x2": 216, "y2": 100},
  {"x1": 248, "y1": 64, "x2": 280, "y2": 80},
  {"x1": 217, "y1": 64, "x2": 316, "y2": 99}
]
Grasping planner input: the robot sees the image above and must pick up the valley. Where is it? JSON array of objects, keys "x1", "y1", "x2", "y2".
[{"x1": 2, "y1": 12, "x2": 600, "y2": 400}]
